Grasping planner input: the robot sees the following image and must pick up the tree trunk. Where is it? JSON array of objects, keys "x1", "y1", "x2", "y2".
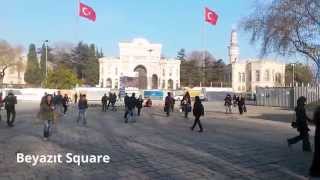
[
  {"x1": 315, "y1": 66, "x2": 320, "y2": 84},
  {"x1": 0, "y1": 76, "x2": 4, "y2": 89}
]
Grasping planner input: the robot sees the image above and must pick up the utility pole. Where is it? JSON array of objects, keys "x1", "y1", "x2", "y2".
[{"x1": 292, "y1": 63, "x2": 295, "y2": 87}]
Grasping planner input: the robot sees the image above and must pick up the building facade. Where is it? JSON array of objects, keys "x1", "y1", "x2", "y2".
[
  {"x1": 99, "y1": 38, "x2": 180, "y2": 90},
  {"x1": 224, "y1": 30, "x2": 286, "y2": 93}
]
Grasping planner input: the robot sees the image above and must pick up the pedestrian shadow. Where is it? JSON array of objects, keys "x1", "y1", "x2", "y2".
[{"x1": 246, "y1": 113, "x2": 296, "y2": 124}]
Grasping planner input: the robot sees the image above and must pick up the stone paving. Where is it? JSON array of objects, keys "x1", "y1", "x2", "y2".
[{"x1": 0, "y1": 101, "x2": 317, "y2": 180}]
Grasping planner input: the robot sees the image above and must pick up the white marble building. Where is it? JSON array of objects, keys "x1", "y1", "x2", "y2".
[
  {"x1": 99, "y1": 38, "x2": 180, "y2": 90},
  {"x1": 224, "y1": 30, "x2": 286, "y2": 93}
]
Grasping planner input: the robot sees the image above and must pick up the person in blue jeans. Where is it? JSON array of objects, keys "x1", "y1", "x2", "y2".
[
  {"x1": 39, "y1": 94, "x2": 54, "y2": 140},
  {"x1": 77, "y1": 94, "x2": 88, "y2": 125}
]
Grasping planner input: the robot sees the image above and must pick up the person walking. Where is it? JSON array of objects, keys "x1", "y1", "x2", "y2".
[
  {"x1": 310, "y1": 106, "x2": 320, "y2": 177},
  {"x1": 124, "y1": 93, "x2": 137, "y2": 123},
  {"x1": 74, "y1": 93, "x2": 78, "y2": 104},
  {"x1": 232, "y1": 94, "x2": 237, "y2": 107},
  {"x1": 39, "y1": 94, "x2": 55, "y2": 140},
  {"x1": 224, "y1": 94, "x2": 232, "y2": 114},
  {"x1": 77, "y1": 94, "x2": 88, "y2": 125},
  {"x1": 62, "y1": 94, "x2": 69, "y2": 115},
  {"x1": 136, "y1": 95, "x2": 143, "y2": 116},
  {"x1": 181, "y1": 92, "x2": 192, "y2": 118},
  {"x1": 124, "y1": 93, "x2": 129, "y2": 119},
  {"x1": 110, "y1": 93, "x2": 117, "y2": 111},
  {"x1": 164, "y1": 92, "x2": 174, "y2": 117},
  {"x1": 3, "y1": 91, "x2": 17, "y2": 127},
  {"x1": 101, "y1": 93, "x2": 108, "y2": 112},
  {"x1": 190, "y1": 96, "x2": 204, "y2": 132},
  {"x1": 54, "y1": 91, "x2": 64, "y2": 114},
  {"x1": 0, "y1": 92, "x2": 4, "y2": 122},
  {"x1": 238, "y1": 95, "x2": 246, "y2": 115},
  {"x1": 287, "y1": 96, "x2": 312, "y2": 152},
  {"x1": 107, "y1": 92, "x2": 112, "y2": 110}
]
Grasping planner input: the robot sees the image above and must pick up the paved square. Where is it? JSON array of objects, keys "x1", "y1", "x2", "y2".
[{"x1": 0, "y1": 101, "x2": 315, "y2": 180}]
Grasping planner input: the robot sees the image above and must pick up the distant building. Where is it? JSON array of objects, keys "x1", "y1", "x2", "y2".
[
  {"x1": 224, "y1": 30, "x2": 286, "y2": 93},
  {"x1": 98, "y1": 38, "x2": 180, "y2": 90}
]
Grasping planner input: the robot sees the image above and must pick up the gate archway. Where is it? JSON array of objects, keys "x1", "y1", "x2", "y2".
[
  {"x1": 152, "y1": 74, "x2": 158, "y2": 89},
  {"x1": 134, "y1": 65, "x2": 147, "y2": 89}
]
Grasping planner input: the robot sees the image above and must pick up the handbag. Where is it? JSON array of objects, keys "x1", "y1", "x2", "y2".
[{"x1": 291, "y1": 121, "x2": 297, "y2": 128}]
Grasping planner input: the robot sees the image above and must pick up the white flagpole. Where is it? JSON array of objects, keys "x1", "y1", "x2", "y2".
[
  {"x1": 202, "y1": 3, "x2": 206, "y2": 87},
  {"x1": 75, "y1": 0, "x2": 80, "y2": 43}
]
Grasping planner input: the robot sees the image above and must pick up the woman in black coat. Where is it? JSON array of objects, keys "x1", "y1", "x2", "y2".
[
  {"x1": 310, "y1": 106, "x2": 320, "y2": 177},
  {"x1": 287, "y1": 96, "x2": 312, "y2": 152},
  {"x1": 190, "y1": 96, "x2": 204, "y2": 132},
  {"x1": 136, "y1": 95, "x2": 143, "y2": 116}
]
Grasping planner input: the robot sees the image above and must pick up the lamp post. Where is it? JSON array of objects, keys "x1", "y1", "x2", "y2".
[
  {"x1": 291, "y1": 63, "x2": 295, "y2": 87},
  {"x1": 44, "y1": 40, "x2": 49, "y2": 81}
]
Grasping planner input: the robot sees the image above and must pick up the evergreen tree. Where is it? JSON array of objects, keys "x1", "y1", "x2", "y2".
[
  {"x1": 72, "y1": 42, "x2": 90, "y2": 80},
  {"x1": 71, "y1": 42, "x2": 99, "y2": 86},
  {"x1": 45, "y1": 65, "x2": 81, "y2": 89},
  {"x1": 24, "y1": 44, "x2": 41, "y2": 85},
  {"x1": 83, "y1": 44, "x2": 99, "y2": 85}
]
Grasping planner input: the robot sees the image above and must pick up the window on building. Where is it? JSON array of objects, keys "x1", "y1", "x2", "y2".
[
  {"x1": 242, "y1": 73, "x2": 245, "y2": 82},
  {"x1": 275, "y1": 73, "x2": 282, "y2": 85},
  {"x1": 115, "y1": 79, "x2": 118, "y2": 89},
  {"x1": 162, "y1": 69, "x2": 165, "y2": 76},
  {"x1": 169, "y1": 68, "x2": 172, "y2": 76},
  {"x1": 238, "y1": 72, "x2": 241, "y2": 82},
  {"x1": 264, "y1": 70, "x2": 269, "y2": 81},
  {"x1": 115, "y1": 67, "x2": 118, "y2": 75},
  {"x1": 162, "y1": 80, "x2": 165, "y2": 89},
  {"x1": 256, "y1": 70, "x2": 260, "y2": 82}
]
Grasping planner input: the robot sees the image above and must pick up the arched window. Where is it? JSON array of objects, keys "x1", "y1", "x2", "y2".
[
  {"x1": 264, "y1": 70, "x2": 270, "y2": 81},
  {"x1": 134, "y1": 65, "x2": 147, "y2": 89},
  {"x1": 106, "y1": 78, "x2": 112, "y2": 88},
  {"x1": 255, "y1": 70, "x2": 260, "y2": 82},
  {"x1": 168, "y1": 79, "x2": 173, "y2": 90}
]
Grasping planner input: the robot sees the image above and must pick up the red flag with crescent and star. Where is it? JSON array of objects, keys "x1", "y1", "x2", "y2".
[
  {"x1": 79, "y1": 2, "x2": 96, "y2": 22},
  {"x1": 205, "y1": 7, "x2": 218, "y2": 25}
]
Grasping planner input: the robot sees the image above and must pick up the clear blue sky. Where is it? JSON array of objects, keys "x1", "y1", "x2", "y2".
[{"x1": 0, "y1": 0, "x2": 294, "y2": 63}]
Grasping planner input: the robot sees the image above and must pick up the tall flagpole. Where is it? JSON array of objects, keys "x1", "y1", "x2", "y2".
[
  {"x1": 202, "y1": 2, "x2": 206, "y2": 87},
  {"x1": 75, "y1": 0, "x2": 80, "y2": 43}
]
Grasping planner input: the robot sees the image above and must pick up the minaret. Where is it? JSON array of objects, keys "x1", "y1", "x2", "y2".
[{"x1": 228, "y1": 30, "x2": 240, "y2": 64}]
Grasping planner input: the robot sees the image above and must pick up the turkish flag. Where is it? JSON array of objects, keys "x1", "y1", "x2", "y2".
[
  {"x1": 205, "y1": 7, "x2": 218, "y2": 25},
  {"x1": 79, "y1": 2, "x2": 96, "y2": 22}
]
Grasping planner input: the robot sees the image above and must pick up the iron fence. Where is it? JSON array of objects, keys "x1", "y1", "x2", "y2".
[{"x1": 256, "y1": 86, "x2": 320, "y2": 109}]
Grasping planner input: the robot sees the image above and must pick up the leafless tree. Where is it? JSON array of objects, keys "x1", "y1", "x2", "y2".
[
  {"x1": 0, "y1": 40, "x2": 22, "y2": 86},
  {"x1": 242, "y1": 0, "x2": 320, "y2": 82}
]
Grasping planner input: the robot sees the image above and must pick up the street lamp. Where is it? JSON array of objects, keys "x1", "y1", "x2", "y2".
[
  {"x1": 44, "y1": 40, "x2": 49, "y2": 81},
  {"x1": 291, "y1": 63, "x2": 296, "y2": 87}
]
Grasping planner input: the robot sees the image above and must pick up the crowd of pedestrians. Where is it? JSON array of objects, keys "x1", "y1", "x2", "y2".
[
  {"x1": 0, "y1": 89, "x2": 318, "y2": 177},
  {"x1": 224, "y1": 94, "x2": 246, "y2": 114}
]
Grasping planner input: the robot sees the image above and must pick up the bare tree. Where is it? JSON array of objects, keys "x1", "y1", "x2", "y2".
[
  {"x1": 242, "y1": 0, "x2": 320, "y2": 82},
  {"x1": 0, "y1": 40, "x2": 22, "y2": 86}
]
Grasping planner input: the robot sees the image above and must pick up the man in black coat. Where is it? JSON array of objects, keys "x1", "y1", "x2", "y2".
[
  {"x1": 124, "y1": 93, "x2": 137, "y2": 123},
  {"x1": 310, "y1": 106, "x2": 320, "y2": 177},
  {"x1": 287, "y1": 96, "x2": 312, "y2": 152},
  {"x1": 101, "y1": 94, "x2": 108, "y2": 112},
  {"x1": 4, "y1": 91, "x2": 17, "y2": 127},
  {"x1": 190, "y1": 96, "x2": 204, "y2": 132}
]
